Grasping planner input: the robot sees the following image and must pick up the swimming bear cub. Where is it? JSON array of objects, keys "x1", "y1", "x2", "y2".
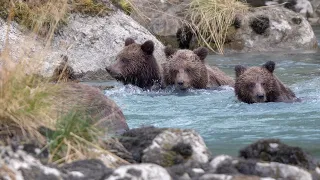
[{"x1": 234, "y1": 61, "x2": 298, "y2": 103}]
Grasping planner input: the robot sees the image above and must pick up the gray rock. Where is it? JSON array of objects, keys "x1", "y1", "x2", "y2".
[
  {"x1": 199, "y1": 174, "x2": 264, "y2": 180},
  {"x1": 0, "y1": 145, "x2": 113, "y2": 180},
  {"x1": 239, "y1": 139, "x2": 319, "y2": 171},
  {"x1": 245, "y1": 0, "x2": 314, "y2": 18},
  {"x1": 207, "y1": 155, "x2": 317, "y2": 180},
  {"x1": 119, "y1": 127, "x2": 211, "y2": 167},
  {"x1": 119, "y1": 126, "x2": 167, "y2": 163},
  {"x1": 46, "y1": 10, "x2": 166, "y2": 79},
  {"x1": 106, "y1": 163, "x2": 172, "y2": 180},
  {"x1": 129, "y1": 0, "x2": 196, "y2": 49},
  {"x1": 141, "y1": 128, "x2": 211, "y2": 166},
  {"x1": 130, "y1": 0, "x2": 191, "y2": 37},
  {"x1": 60, "y1": 159, "x2": 113, "y2": 180},
  {"x1": 225, "y1": 6, "x2": 318, "y2": 53}
]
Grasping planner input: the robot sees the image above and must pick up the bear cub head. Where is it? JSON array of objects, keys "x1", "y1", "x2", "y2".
[
  {"x1": 106, "y1": 38, "x2": 160, "y2": 89},
  {"x1": 163, "y1": 46, "x2": 209, "y2": 90},
  {"x1": 235, "y1": 61, "x2": 297, "y2": 103}
]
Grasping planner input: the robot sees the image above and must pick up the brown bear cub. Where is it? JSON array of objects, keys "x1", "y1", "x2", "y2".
[
  {"x1": 235, "y1": 61, "x2": 298, "y2": 103},
  {"x1": 106, "y1": 38, "x2": 161, "y2": 89},
  {"x1": 163, "y1": 46, "x2": 234, "y2": 90},
  {"x1": 51, "y1": 55, "x2": 77, "y2": 83}
]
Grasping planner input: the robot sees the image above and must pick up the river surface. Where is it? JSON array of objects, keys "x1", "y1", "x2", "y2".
[{"x1": 101, "y1": 26, "x2": 320, "y2": 158}]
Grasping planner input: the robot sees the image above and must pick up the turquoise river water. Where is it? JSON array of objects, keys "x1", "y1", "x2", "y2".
[{"x1": 102, "y1": 27, "x2": 320, "y2": 158}]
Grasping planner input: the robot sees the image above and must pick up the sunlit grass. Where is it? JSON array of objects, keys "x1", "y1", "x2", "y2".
[
  {"x1": 111, "y1": 0, "x2": 132, "y2": 15},
  {"x1": 187, "y1": 0, "x2": 249, "y2": 54},
  {"x1": 48, "y1": 110, "x2": 101, "y2": 163},
  {"x1": 0, "y1": 0, "x2": 109, "y2": 36}
]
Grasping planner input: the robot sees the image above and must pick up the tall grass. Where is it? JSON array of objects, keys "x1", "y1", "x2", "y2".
[
  {"x1": 0, "y1": 0, "x2": 109, "y2": 37},
  {"x1": 187, "y1": 0, "x2": 249, "y2": 54},
  {"x1": 0, "y1": 0, "x2": 123, "y2": 166}
]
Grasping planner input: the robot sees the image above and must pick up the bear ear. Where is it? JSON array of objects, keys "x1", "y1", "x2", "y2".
[
  {"x1": 164, "y1": 45, "x2": 176, "y2": 58},
  {"x1": 262, "y1": 61, "x2": 275, "y2": 73},
  {"x1": 141, "y1": 40, "x2": 154, "y2": 55},
  {"x1": 235, "y1": 65, "x2": 247, "y2": 78},
  {"x1": 193, "y1": 47, "x2": 208, "y2": 61},
  {"x1": 125, "y1": 38, "x2": 135, "y2": 46}
]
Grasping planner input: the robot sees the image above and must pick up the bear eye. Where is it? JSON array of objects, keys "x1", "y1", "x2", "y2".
[
  {"x1": 248, "y1": 82, "x2": 255, "y2": 89},
  {"x1": 261, "y1": 82, "x2": 266, "y2": 86}
]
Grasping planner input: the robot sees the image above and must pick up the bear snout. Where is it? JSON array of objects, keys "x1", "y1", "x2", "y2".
[
  {"x1": 177, "y1": 81, "x2": 184, "y2": 86},
  {"x1": 106, "y1": 66, "x2": 122, "y2": 79},
  {"x1": 255, "y1": 93, "x2": 266, "y2": 102}
]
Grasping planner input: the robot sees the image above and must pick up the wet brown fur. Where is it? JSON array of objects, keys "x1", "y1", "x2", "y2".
[
  {"x1": 105, "y1": 38, "x2": 160, "y2": 89},
  {"x1": 163, "y1": 47, "x2": 234, "y2": 90},
  {"x1": 235, "y1": 61, "x2": 297, "y2": 103}
]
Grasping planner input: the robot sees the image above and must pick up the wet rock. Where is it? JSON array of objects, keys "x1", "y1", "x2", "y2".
[
  {"x1": 225, "y1": 6, "x2": 318, "y2": 53},
  {"x1": 106, "y1": 163, "x2": 172, "y2": 180},
  {"x1": 207, "y1": 155, "x2": 317, "y2": 180},
  {"x1": 120, "y1": 127, "x2": 211, "y2": 167},
  {"x1": 166, "y1": 161, "x2": 210, "y2": 180},
  {"x1": 119, "y1": 126, "x2": 167, "y2": 163},
  {"x1": 0, "y1": 145, "x2": 113, "y2": 180},
  {"x1": 60, "y1": 159, "x2": 113, "y2": 180},
  {"x1": 239, "y1": 139, "x2": 319, "y2": 170},
  {"x1": 141, "y1": 128, "x2": 211, "y2": 166},
  {"x1": 103, "y1": 137, "x2": 135, "y2": 164}
]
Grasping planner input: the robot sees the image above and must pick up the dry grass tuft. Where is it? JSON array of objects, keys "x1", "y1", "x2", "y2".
[
  {"x1": 187, "y1": 0, "x2": 249, "y2": 54},
  {"x1": 0, "y1": 52, "x2": 57, "y2": 144},
  {"x1": 69, "y1": 0, "x2": 110, "y2": 16},
  {"x1": 48, "y1": 110, "x2": 100, "y2": 163},
  {"x1": 0, "y1": 0, "x2": 122, "y2": 166},
  {"x1": 0, "y1": 0, "x2": 109, "y2": 36},
  {"x1": 111, "y1": 0, "x2": 132, "y2": 15}
]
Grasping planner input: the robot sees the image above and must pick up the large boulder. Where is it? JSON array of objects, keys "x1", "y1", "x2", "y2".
[
  {"x1": 0, "y1": 9, "x2": 166, "y2": 81},
  {"x1": 205, "y1": 155, "x2": 318, "y2": 180},
  {"x1": 129, "y1": 0, "x2": 193, "y2": 48},
  {"x1": 239, "y1": 139, "x2": 319, "y2": 171},
  {"x1": 119, "y1": 126, "x2": 211, "y2": 167},
  {"x1": 244, "y1": 0, "x2": 320, "y2": 25},
  {"x1": 309, "y1": 0, "x2": 320, "y2": 24},
  {"x1": 46, "y1": 10, "x2": 166, "y2": 80},
  {"x1": 225, "y1": 6, "x2": 318, "y2": 53},
  {"x1": 53, "y1": 83, "x2": 129, "y2": 136}
]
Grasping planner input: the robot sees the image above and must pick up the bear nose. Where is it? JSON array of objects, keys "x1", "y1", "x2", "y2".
[
  {"x1": 177, "y1": 81, "x2": 184, "y2": 86},
  {"x1": 257, "y1": 94, "x2": 265, "y2": 100}
]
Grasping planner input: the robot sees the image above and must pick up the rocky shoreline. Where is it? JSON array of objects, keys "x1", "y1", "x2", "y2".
[{"x1": 2, "y1": 126, "x2": 320, "y2": 180}]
